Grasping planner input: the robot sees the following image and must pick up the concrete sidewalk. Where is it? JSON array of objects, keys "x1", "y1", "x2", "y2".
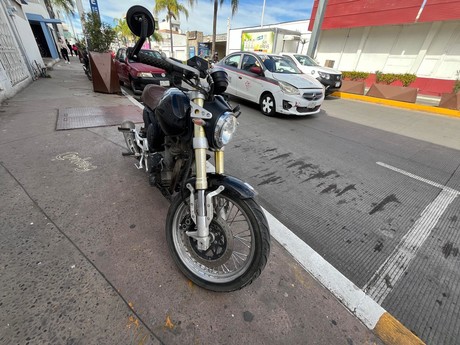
[{"x1": 0, "y1": 56, "x2": 385, "y2": 344}]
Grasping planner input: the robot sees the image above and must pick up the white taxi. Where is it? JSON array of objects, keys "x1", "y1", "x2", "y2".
[{"x1": 216, "y1": 51, "x2": 324, "y2": 116}]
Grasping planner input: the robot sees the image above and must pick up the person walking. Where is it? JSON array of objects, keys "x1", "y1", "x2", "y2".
[
  {"x1": 72, "y1": 44, "x2": 78, "y2": 58},
  {"x1": 66, "y1": 39, "x2": 74, "y2": 56},
  {"x1": 59, "y1": 39, "x2": 70, "y2": 64}
]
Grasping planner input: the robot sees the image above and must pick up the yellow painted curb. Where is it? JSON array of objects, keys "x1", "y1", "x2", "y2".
[
  {"x1": 374, "y1": 312, "x2": 425, "y2": 345},
  {"x1": 331, "y1": 92, "x2": 460, "y2": 119}
]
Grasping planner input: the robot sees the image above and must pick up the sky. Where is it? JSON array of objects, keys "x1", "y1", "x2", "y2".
[{"x1": 70, "y1": 0, "x2": 315, "y2": 38}]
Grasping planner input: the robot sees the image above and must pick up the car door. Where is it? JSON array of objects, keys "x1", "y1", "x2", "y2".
[
  {"x1": 115, "y1": 48, "x2": 129, "y2": 83},
  {"x1": 237, "y1": 53, "x2": 265, "y2": 103},
  {"x1": 221, "y1": 53, "x2": 242, "y2": 96}
]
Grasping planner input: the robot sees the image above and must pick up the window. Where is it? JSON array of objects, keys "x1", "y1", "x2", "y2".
[
  {"x1": 224, "y1": 54, "x2": 241, "y2": 68},
  {"x1": 241, "y1": 54, "x2": 259, "y2": 71}
]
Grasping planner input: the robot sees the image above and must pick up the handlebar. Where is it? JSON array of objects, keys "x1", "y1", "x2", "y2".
[{"x1": 137, "y1": 51, "x2": 201, "y2": 80}]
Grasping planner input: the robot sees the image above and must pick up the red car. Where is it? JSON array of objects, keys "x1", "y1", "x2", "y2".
[{"x1": 114, "y1": 48, "x2": 175, "y2": 94}]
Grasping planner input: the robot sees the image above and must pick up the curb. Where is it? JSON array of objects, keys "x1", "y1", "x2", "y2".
[
  {"x1": 331, "y1": 91, "x2": 460, "y2": 119},
  {"x1": 263, "y1": 209, "x2": 426, "y2": 345}
]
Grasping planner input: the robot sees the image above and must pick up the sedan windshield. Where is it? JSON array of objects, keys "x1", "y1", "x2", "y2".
[
  {"x1": 262, "y1": 56, "x2": 301, "y2": 74},
  {"x1": 128, "y1": 49, "x2": 162, "y2": 62},
  {"x1": 294, "y1": 54, "x2": 320, "y2": 67}
]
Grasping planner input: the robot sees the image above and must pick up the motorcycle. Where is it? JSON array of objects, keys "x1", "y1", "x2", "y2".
[
  {"x1": 82, "y1": 49, "x2": 92, "y2": 81},
  {"x1": 118, "y1": 6, "x2": 270, "y2": 292}
]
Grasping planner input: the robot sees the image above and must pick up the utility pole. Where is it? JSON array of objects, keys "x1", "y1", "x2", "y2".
[{"x1": 307, "y1": 0, "x2": 328, "y2": 58}]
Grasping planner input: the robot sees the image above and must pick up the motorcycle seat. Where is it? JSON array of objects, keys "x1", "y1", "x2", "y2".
[{"x1": 141, "y1": 84, "x2": 167, "y2": 110}]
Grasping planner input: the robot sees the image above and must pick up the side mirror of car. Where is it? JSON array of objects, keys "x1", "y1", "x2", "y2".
[{"x1": 249, "y1": 66, "x2": 262, "y2": 75}]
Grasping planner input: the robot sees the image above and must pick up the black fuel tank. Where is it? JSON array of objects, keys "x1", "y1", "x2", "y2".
[{"x1": 155, "y1": 88, "x2": 191, "y2": 136}]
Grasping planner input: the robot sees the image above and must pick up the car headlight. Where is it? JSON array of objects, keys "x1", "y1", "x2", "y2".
[
  {"x1": 137, "y1": 72, "x2": 153, "y2": 77},
  {"x1": 279, "y1": 81, "x2": 299, "y2": 95},
  {"x1": 318, "y1": 71, "x2": 330, "y2": 80},
  {"x1": 214, "y1": 111, "x2": 238, "y2": 148}
]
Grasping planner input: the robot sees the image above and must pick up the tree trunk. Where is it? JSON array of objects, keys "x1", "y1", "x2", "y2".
[
  {"x1": 169, "y1": 11, "x2": 174, "y2": 58},
  {"x1": 212, "y1": 0, "x2": 218, "y2": 56}
]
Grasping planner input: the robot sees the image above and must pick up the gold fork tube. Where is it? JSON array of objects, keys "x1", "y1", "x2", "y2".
[
  {"x1": 193, "y1": 97, "x2": 208, "y2": 190},
  {"x1": 214, "y1": 150, "x2": 224, "y2": 174}
]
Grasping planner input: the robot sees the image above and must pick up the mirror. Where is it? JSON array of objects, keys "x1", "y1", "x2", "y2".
[{"x1": 126, "y1": 6, "x2": 155, "y2": 37}]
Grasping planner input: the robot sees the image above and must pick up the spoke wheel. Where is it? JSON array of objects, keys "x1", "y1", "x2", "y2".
[{"x1": 166, "y1": 189, "x2": 270, "y2": 292}]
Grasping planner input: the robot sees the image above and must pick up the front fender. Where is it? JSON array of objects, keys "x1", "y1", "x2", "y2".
[{"x1": 187, "y1": 174, "x2": 257, "y2": 200}]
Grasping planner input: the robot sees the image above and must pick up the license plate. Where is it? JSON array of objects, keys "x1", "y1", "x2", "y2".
[
  {"x1": 335, "y1": 82, "x2": 341, "y2": 87},
  {"x1": 307, "y1": 101, "x2": 316, "y2": 109},
  {"x1": 160, "y1": 80, "x2": 170, "y2": 87}
]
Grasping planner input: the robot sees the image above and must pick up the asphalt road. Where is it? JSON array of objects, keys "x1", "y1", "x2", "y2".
[{"x1": 217, "y1": 95, "x2": 460, "y2": 345}]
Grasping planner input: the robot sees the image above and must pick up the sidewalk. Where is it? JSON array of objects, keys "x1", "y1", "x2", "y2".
[{"x1": 0, "y1": 56, "x2": 385, "y2": 344}]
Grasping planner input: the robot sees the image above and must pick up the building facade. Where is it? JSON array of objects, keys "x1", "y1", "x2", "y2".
[{"x1": 309, "y1": 0, "x2": 460, "y2": 95}]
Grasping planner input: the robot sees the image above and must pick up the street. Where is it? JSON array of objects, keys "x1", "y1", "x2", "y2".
[
  {"x1": 119, "y1": 80, "x2": 460, "y2": 344},
  {"x1": 219, "y1": 95, "x2": 460, "y2": 345}
]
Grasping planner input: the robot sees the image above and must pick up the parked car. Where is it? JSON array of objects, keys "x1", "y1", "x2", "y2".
[
  {"x1": 114, "y1": 48, "x2": 179, "y2": 94},
  {"x1": 216, "y1": 51, "x2": 324, "y2": 116},
  {"x1": 280, "y1": 52, "x2": 342, "y2": 95}
]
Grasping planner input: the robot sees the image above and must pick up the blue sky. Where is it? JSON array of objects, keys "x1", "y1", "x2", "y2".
[{"x1": 70, "y1": 0, "x2": 314, "y2": 37}]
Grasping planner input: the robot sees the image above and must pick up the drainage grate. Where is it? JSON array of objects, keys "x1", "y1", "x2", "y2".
[{"x1": 56, "y1": 105, "x2": 143, "y2": 130}]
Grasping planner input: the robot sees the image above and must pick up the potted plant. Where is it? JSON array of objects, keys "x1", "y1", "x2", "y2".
[
  {"x1": 439, "y1": 70, "x2": 460, "y2": 110},
  {"x1": 340, "y1": 71, "x2": 369, "y2": 95},
  {"x1": 84, "y1": 12, "x2": 119, "y2": 94},
  {"x1": 366, "y1": 71, "x2": 418, "y2": 103}
]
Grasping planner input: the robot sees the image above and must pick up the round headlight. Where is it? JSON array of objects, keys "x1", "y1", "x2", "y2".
[{"x1": 214, "y1": 111, "x2": 238, "y2": 148}]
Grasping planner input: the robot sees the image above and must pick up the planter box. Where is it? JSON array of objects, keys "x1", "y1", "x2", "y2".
[
  {"x1": 89, "y1": 52, "x2": 120, "y2": 94},
  {"x1": 366, "y1": 83, "x2": 418, "y2": 103},
  {"x1": 439, "y1": 92, "x2": 460, "y2": 110},
  {"x1": 340, "y1": 80, "x2": 365, "y2": 95}
]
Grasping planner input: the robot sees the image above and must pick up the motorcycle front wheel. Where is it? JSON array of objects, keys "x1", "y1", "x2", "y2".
[{"x1": 166, "y1": 189, "x2": 270, "y2": 292}]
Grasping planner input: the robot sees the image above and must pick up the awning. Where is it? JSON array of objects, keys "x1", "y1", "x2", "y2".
[{"x1": 26, "y1": 13, "x2": 62, "y2": 24}]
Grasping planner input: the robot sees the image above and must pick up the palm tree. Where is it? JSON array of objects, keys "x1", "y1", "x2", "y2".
[
  {"x1": 114, "y1": 17, "x2": 163, "y2": 48},
  {"x1": 43, "y1": 0, "x2": 76, "y2": 43},
  {"x1": 153, "y1": 0, "x2": 195, "y2": 57},
  {"x1": 211, "y1": 0, "x2": 238, "y2": 56}
]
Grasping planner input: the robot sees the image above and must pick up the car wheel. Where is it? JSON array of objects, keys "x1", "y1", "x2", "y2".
[
  {"x1": 130, "y1": 79, "x2": 141, "y2": 95},
  {"x1": 260, "y1": 93, "x2": 276, "y2": 116}
]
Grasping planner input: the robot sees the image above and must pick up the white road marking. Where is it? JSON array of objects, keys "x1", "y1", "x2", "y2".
[
  {"x1": 365, "y1": 162, "x2": 459, "y2": 303},
  {"x1": 264, "y1": 208, "x2": 386, "y2": 329},
  {"x1": 121, "y1": 88, "x2": 144, "y2": 109}
]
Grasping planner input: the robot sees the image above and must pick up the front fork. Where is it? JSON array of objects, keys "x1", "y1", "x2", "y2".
[{"x1": 185, "y1": 96, "x2": 225, "y2": 251}]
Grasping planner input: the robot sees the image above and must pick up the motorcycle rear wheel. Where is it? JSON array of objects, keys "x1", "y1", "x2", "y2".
[{"x1": 166, "y1": 189, "x2": 270, "y2": 292}]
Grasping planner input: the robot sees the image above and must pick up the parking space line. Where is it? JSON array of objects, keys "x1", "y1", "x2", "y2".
[{"x1": 364, "y1": 162, "x2": 459, "y2": 303}]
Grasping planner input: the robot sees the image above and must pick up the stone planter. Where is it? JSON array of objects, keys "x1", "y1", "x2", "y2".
[
  {"x1": 89, "y1": 52, "x2": 120, "y2": 94},
  {"x1": 340, "y1": 80, "x2": 366, "y2": 95},
  {"x1": 438, "y1": 92, "x2": 460, "y2": 110},
  {"x1": 366, "y1": 83, "x2": 418, "y2": 103}
]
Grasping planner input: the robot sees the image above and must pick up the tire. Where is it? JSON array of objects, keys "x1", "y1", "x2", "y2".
[
  {"x1": 130, "y1": 79, "x2": 141, "y2": 95},
  {"x1": 260, "y1": 92, "x2": 276, "y2": 116},
  {"x1": 166, "y1": 188, "x2": 270, "y2": 292}
]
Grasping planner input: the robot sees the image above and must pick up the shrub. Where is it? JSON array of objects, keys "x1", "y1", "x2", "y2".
[
  {"x1": 375, "y1": 71, "x2": 398, "y2": 85},
  {"x1": 342, "y1": 71, "x2": 369, "y2": 81},
  {"x1": 84, "y1": 12, "x2": 117, "y2": 52},
  {"x1": 454, "y1": 70, "x2": 460, "y2": 94},
  {"x1": 399, "y1": 73, "x2": 417, "y2": 87}
]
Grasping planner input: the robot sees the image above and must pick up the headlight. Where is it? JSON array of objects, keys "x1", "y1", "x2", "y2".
[
  {"x1": 318, "y1": 71, "x2": 330, "y2": 80},
  {"x1": 279, "y1": 81, "x2": 299, "y2": 95},
  {"x1": 137, "y1": 72, "x2": 153, "y2": 77},
  {"x1": 214, "y1": 111, "x2": 238, "y2": 148}
]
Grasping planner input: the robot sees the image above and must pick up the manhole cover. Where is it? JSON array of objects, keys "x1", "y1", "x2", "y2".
[{"x1": 56, "y1": 105, "x2": 143, "y2": 130}]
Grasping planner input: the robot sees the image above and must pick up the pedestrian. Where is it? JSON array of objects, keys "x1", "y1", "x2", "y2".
[
  {"x1": 213, "y1": 52, "x2": 219, "y2": 63},
  {"x1": 66, "y1": 39, "x2": 73, "y2": 56},
  {"x1": 59, "y1": 39, "x2": 70, "y2": 64},
  {"x1": 72, "y1": 44, "x2": 78, "y2": 57}
]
